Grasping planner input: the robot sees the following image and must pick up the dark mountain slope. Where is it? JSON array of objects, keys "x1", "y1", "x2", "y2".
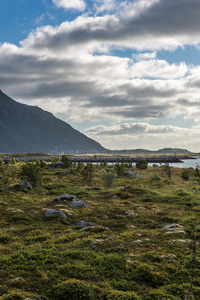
[{"x1": 0, "y1": 90, "x2": 106, "y2": 153}]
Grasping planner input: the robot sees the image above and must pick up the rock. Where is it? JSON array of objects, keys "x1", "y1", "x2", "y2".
[
  {"x1": 9, "y1": 277, "x2": 23, "y2": 282},
  {"x1": 123, "y1": 185, "x2": 131, "y2": 191},
  {"x1": 19, "y1": 180, "x2": 33, "y2": 190},
  {"x1": 0, "y1": 201, "x2": 7, "y2": 205},
  {"x1": 45, "y1": 208, "x2": 67, "y2": 218},
  {"x1": 54, "y1": 171, "x2": 68, "y2": 175},
  {"x1": 79, "y1": 225, "x2": 109, "y2": 232},
  {"x1": 114, "y1": 215, "x2": 125, "y2": 219},
  {"x1": 126, "y1": 260, "x2": 136, "y2": 269},
  {"x1": 153, "y1": 164, "x2": 159, "y2": 167},
  {"x1": 100, "y1": 215, "x2": 109, "y2": 219},
  {"x1": 92, "y1": 239, "x2": 104, "y2": 244},
  {"x1": 124, "y1": 172, "x2": 140, "y2": 178},
  {"x1": 73, "y1": 220, "x2": 96, "y2": 227},
  {"x1": 159, "y1": 254, "x2": 177, "y2": 260},
  {"x1": 60, "y1": 209, "x2": 74, "y2": 216},
  {"x1": 53, "y1": 194, "x2": 77, "y2": 203},
  {"x1": 137, "y1": 206, "x2": 147, "y2": 212},
  {"x1": 162, "y1": 224, "x2": 183, "y2": 231},
  {"x1": 124, "y1": 210, "x2": 137, "y2": 216},
  {"x1": 70, "y1": 199, "x2": 89, "y2": 208},
  {"x1": 6, "y1": 208, "x2": 24, "y2": 213}
]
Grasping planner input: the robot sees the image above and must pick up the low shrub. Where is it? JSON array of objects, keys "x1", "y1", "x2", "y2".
[
  {"x1": 101, "y1": 171, "x2": 115, "y2": 188},
  {"x1": 181, "y1": 168, "x2": 190, "y2": 181},
  {"x1": 136, "y1": 160, "x2": 148, "y2": 169},
  {"x1": 53, "y1": 279, "x2": 103, "y2": 300}
]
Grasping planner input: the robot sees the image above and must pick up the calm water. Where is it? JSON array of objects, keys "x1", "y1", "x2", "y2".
[{"x1": 147, "y1": 156, "x2": 200, "y2": 169}]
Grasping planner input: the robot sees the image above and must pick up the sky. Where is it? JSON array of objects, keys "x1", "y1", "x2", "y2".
[{"x1": 1, "y1": 0, "x2": 200, "y2": 152}]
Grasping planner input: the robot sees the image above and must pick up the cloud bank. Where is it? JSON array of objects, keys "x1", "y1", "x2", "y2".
[{"x1": 0, "y1": 0, "x2": 200, "y2": 150}]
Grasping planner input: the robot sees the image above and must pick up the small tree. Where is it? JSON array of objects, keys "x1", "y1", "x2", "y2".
[
  {"x1": 194, "y1": 165, "x2": 200, "y2": 182},
  {"x1": 136, "y1": 160, "x2": 148, "y2": 169},
  {"x1": 11, "y1": 158, "x2": 16, "y2": 165},
  {"x1": 100, "y1": 160, "x2": 108, "y2": 167},
  {"x1": 81, "y1": 162, "x2": 95, "y2": 185},
  {"x1": 18, "y1": 162, "x2": 42, "y2": 188},
  {"x1": 77, "y1": 161, "x2": 84, "y2": 173},
  {"x1": 51, "y1": 156, "x2": 60, "y2": 163},
  {"x1": 163, "y1": 163, "x2": 171, "y2": 179},
  {"x1": 115, "y1": 161, "x2": 125, "y2": 177},
  {"x1": 181, "y1": 168, "x2": 190, "y2": 181},
  {"x1": 125, "y1": 159, "x2": 132, "y2": 168},
  {"x1": 61, "y1": 155, "x2": 72, "y2": 168},
  {"x1": 101, "y1": 169, "x2": 115, "y2": 188}
]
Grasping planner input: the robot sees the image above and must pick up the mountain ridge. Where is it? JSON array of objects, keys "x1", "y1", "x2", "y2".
[{"x1": 0, "y1": 90, "x2": 106, "y2": 154}]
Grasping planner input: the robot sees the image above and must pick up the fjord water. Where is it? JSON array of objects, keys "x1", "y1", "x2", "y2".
[{"x1": 148, "y1": 156, "x2": 200, "y2": 168}]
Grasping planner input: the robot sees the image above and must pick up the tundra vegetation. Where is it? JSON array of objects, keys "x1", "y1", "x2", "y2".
[{"x1": 0, "y1": 158, "x2": 200, "y2": 299}]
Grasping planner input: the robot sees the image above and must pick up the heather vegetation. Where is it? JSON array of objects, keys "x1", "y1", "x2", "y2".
[{"x1": 0, "y1": 158, "x2": 200, "y2": 299}]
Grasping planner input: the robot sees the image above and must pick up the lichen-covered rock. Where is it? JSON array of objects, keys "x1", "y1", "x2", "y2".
[
  {"x1": 162, "y1": 224, "x2": 183, "y2": 231},
  {"x1": 124, "y1": 172, "x2": 140, "y2": 178},
  {"x1": 19, "y1": 180, "x2": 33, "y2": 190},
  {"x1": 70, "y1": 199, "x2": 89, "y2": 208},
  {"x1": 73, "y1": 221, "x2": 96, "y2": 227},
  {"x1": 6, "y1": 208, "x2": 24, "y2": 213},
  {"x1": 54, "y1": 171, "x2": 68, "y2": 175},
  {"x1": 45, "y1": 208, "x2": 67, "y2": 218},
  {"x1": 53, "y1": 194, "x2": 77, "y2": 203}
]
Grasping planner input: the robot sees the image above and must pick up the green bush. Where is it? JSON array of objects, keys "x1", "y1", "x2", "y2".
[
  {"x1": 136, "y1": 160, "x2": 148, "y2": 169},
  {"x1": 53, "y1": 279, "x2": 139, "y2": 300},
  {"x1": 143, "y1": 289, "x2": 177, "y2": 300},
  {"x1": 194, "y1": 165, "x2": 200, "y2": 181},
  {"x1": 115, "y1": 162, "x2": 125, "y2": 177},
  {"x1": 101, "y1": 171, "x2": 115, "y2": 188},
  {"x1": 53, "y1": 279, "x2": 103, "y2": 300},
  {"x1": 61, "y1": 155, "x2": 72, "y2": 168},
  {"x1": 181, "y1": 168, "x2": 190, "y2": 181},
  {"x1": 105, "y1": 289, "x2": 139, "y2": 300},
  {"x1": 163, "y1": 163, "x2": 171, "y2": 179},
  {"x1": 81, "y1": 162, "x2": 95, "y2": 185},
  {"x1": 18, "y1": 162, "x2": 42, "y2": 187}
]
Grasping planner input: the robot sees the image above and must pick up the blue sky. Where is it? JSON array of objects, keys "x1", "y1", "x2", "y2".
[{"x1": 0, "y1": 0, "x2": 200, "y2": 152}]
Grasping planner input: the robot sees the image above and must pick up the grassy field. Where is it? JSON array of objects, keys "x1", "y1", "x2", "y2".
[{"x1": 0, "y1": 161, "x2": 200, "y2": 299}]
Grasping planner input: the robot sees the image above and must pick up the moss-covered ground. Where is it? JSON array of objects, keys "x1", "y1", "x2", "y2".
[{"x1": 0, "y1": 163, "x2": 200, "y2": 299}]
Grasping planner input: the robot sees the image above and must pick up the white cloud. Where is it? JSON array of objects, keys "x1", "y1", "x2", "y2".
[
  {"x1": 52, "y1": 0, "x2": 86, "y2": 11},
  {"x1": 94, "y1": 0, "x2": 117, "y2": 14},
  {"x1": 132, "y1": 52, "x2": 157, "y2": 61},
  {"x1": 1, "y1": 0, "x2": 200, "y2": 150},
  {"x1": 84, "y1": 122, "x2": 199, "y2": 150}
]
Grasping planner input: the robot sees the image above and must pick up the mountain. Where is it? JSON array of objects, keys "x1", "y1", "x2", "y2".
[
  {"x1": 110, "y1": 148, "x2": 191, "y2": 155},
  {"x1": 0, "y1": 90, "x2": 106, "y2": 154}
]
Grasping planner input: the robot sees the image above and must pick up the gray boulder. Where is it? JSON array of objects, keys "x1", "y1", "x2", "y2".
[
  {"x1": 19, "y1": 180, "x2": 33, "y2": 190},
  {"x1": 73, "y1": 221, "x2": 96, "y2": 227},
  {"x1": 53, "y1": 194, "x2": 77, "y2": 203},
  {"x1": 54, "y1": 171, "x2": 69, "y2": 175},
  {"x1": 70, "y1": 199, "x2": 89, "y2": 208},
  {"x1": 124, "y1": 172, "x2": 140, "y2": 178},
  {"x1": 45, "y1": 208, "x2": 67, "y2": 218},
  {"x1": 162, "y1": 224, "x2": 183, "y2": 231}
]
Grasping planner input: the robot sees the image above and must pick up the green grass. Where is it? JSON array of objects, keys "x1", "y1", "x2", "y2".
[{"x1": 0, "y1": 163, "x2": 200, "y2": 299}]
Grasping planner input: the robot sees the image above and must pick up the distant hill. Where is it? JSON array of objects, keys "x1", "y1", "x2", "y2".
[
  {"x1": 0, "y1": 90, "x2": 106, "y2": 154},
  {"x1": 110, "y1": 148, "x2": 191, "y2": 155}
]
